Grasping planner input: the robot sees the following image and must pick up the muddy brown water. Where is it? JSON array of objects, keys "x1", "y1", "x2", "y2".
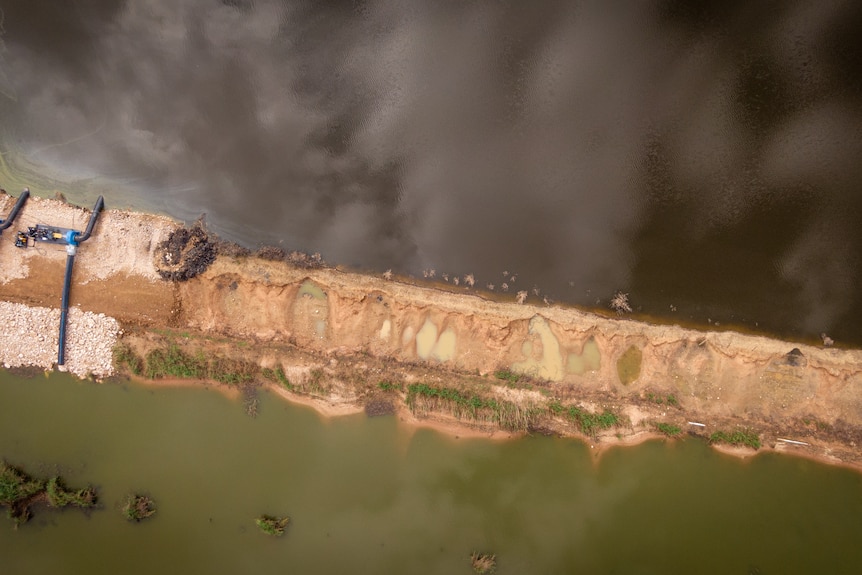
[
  {"x1": 2, "y1": 371, "x2": 862, "y2": 574},
  {"x1": 1, "y1": 1, "x2": 861, "y2": 345}
]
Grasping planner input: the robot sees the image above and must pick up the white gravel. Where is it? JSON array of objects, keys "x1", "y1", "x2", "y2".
[{"x1": 0, "y1": 301, "x2": 120, "y2": 378}]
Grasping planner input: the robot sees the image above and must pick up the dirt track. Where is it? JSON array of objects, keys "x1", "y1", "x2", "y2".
[{"x1": 2, "y1": 192, "x2": 862, "y2": 469}]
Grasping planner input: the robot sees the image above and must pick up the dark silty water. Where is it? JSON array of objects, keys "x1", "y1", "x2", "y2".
[
  {"x1": 2, "y1": 371, "x2": 862, "y2": 574},
  {"x1": 0, "y1": 1, "x2": 861, "y2": 345}
]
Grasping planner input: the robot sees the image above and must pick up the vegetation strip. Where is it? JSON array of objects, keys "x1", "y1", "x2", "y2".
[
  {"x1": 406, "y1": 382, "x2": 539, "y2": 431},
  {"x1": 548, "y1": 401, "x2": 621, "y2": 436},
  {"x1": 709, "y1": 429, "x2": 761, "y2": 450}
]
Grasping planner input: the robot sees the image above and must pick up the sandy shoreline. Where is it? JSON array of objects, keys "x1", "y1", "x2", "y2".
[
  {"x1": 1, "y1": 192, "x2": 862, "y2": 473},
  {"x1": 108, "y1": 371, "x2": 862, "y2": 474}
]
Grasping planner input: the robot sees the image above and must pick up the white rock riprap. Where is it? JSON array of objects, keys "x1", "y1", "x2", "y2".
[{"x1": 0, "y1": 301, "x2": 120, "y2": 378}]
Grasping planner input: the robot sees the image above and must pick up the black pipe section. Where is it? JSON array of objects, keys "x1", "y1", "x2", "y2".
[
  {"x1": 57, "y1": 252, "x2": 75, "y2": 366},
  {"x1": 57, "y1": 195, "x2": 104, "y2": 366},
  {"x1": 0, "y1": 188, "x2": 30, "y2": 232},
  {"x1": 75, "y1": 195, "x2": 104, "y2": 243}
]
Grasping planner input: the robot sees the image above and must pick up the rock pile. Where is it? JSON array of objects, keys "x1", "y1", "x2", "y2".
[{"x1": 0, "y1": 301, "x2": 119, "y2": 378}]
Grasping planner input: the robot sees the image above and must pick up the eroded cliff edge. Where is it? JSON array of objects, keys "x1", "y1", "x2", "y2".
[{"x1": 2, "y1": 193, "x2": 861, "y2": 468}]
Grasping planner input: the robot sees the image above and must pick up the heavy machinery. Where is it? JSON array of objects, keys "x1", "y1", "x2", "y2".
[{"x1": 15, "y1": 224, "x2": 82, "y2": 248}]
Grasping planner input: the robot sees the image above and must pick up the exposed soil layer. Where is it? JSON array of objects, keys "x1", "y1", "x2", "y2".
[{"x1": 2, "y1": 192, "x2": 862, "y2": 470}]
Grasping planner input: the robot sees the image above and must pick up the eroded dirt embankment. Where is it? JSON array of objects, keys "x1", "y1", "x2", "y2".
[{"x1": 2, "y1": 193, "x2": 862, "y2": 468}]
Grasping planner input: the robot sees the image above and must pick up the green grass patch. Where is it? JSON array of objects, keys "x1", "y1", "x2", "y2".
[
  {"x1": 377, "y1": 380, "x2": 403, "y2": 392},
  {"x1": 262, "y1": 366, "x2": 294, "y2": 391},
  {"x1": 305, "y1": 368, "x2": 328, "y2": 395},
  {"x1": 0, "y1": 463, "x2": 44, "y2": 507},
  {"x1": 655, "y1": 422, "x2": 682, "y2": 437},
  {"x1": 113, "y1": 343, "x2": 144, "y2": 375},
  {"x1": 565, "y1": 406, "x2": 620, "y2": 436},
  {"x1": 548, "y1": 400, "x2": 565, "y2": 415},
  {"x1": 547, "y1": 401, "x2": 621, "y2": 436},
  {"x1": 406, "y1": 383, "x2": 538, "y2": 431},
  {"x1": 143, "y1": 345, "x2": 260, "y2": 385},
  {"x1": 646, "y1": 392, "x2": 680, "y2": 407},
  {"x1": 494, "y1": 368, "x2": 521, "y2": 384},
  {"x1": 709, "y1": 429, "x2": 761, "y2": 449},
  {"x1": 144, "y1": 345, "x2": 206, "y2": 379},
  {"x1": 208, "y1": 356, "x2": 258, "y2": 385}
]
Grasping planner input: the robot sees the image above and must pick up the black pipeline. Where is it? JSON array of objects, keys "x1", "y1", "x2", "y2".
[
  {"x1": 58, "y1": 196, "x2": 104, "y2": 367},
  {"x1": 0, "y1": 188, "x2": 31, "y2": 234}
]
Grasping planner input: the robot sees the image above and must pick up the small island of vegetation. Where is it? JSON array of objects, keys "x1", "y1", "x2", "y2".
[
  {"x1": 1, "y1": 461, "x2": 97, "y2": 526},
  {"x1": 471, "y1": 551, "x2": 497, "y2": 573},
  {"x1": 122, "y1": 493, "x2": 157, "y2": 522},
  {"x1": 255, "y1": 514, "x2": 290, "y2": 536}
]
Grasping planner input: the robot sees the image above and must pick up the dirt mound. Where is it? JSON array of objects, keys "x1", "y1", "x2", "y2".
[{"x1": 155, "y1": 225, "x2": 217, "y2": 281}]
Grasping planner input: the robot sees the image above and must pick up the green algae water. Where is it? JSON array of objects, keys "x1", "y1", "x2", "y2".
[{"x1": 2, "y1": 371, "x2": 862, "y2": 574}]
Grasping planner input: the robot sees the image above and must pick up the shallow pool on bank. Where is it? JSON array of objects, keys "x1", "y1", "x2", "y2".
[{"x1": 1, "y1": 371, "x2": 861, "y2": 574}]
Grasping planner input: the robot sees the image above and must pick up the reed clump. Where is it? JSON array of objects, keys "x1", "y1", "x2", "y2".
[
  {"x1": 255, "y1": 514, "x2": 290, "y2": 536},
  {"x1": 45, "y1": 476, "x2": 97, "y2": 508},
  {"x1": 655, "y1": 422, "x2": 682, "y2": 437},
  {"x1": 142, "y1": 345, "x2": 260, "y2": 385},
  {"x1": 208, "y1": 357, "x2": 258, "y2": 385},
  {"x1": 471, "y1": 551, "x2": 497, "y2": 574},
  {"x1": 406, "y1": 383, "x2": 539, "y2": 432},
  {"x1": 122, "y1": 494, "x2": 157, "y2": 522}
]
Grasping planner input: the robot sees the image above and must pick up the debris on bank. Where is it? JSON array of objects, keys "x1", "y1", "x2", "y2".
[{"x1": 155, "y1": 223, "x2": 217, "y2": 281}]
